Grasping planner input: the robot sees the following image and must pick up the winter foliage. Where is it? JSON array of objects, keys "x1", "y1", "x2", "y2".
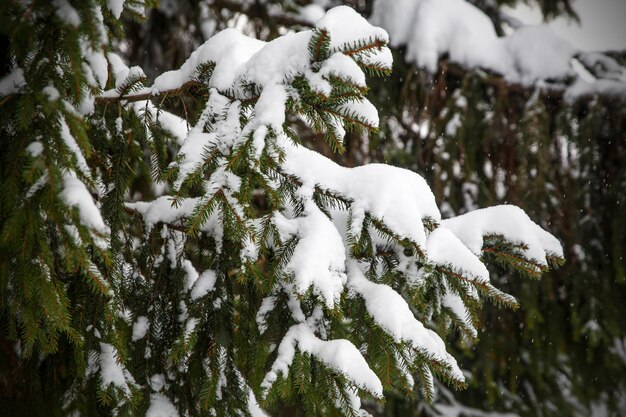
[{"x1": 7, "y1": 1, "x2": 615, "y2": 416}]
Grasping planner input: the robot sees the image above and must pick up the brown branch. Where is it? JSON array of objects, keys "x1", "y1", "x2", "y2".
[
  {"x1": 312, "y1": 29, "x2": 329, "y2": 61},
  {"x1": 482, "y1": 247, "x2": 544, "y2": 277},
  {"x1": 343, "y1": 39, "x2": 387, "y2": 57},
  {"x1": 95, "y1": 80, "x2": 209, "y2": 104},
  {"x1": 324, "y1": 107, "x2": 377, "y2": 131}
]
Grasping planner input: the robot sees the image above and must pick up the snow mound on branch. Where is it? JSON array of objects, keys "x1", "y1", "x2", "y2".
[
  {"x1": 0, "y1": 68, "x2": 25, "y2": 97},
  {"x1": 126, "y1": 197, "x2": 198, "y2": 228},
  {"x1": 262, "y1": 323, "x2": 384, "y2": 398},
  {"x1": 347, "y1": 261, "x2": 464, "y2": 382},
  {"x1": 372, "y1": 0, "x2": 506, "y2": 74},
  {"x1": 151, "y1": 29, "x2": 265, "y2": 93},
  {"x1": 125, "y1": 196, "x2": 221, "y2": 236},
  {"x1": 503, "y1": 24, "x2": 575, "y2": 84},
  {"x1": 99, "y1": 342, "x2": 135, "y2": 395},
  {"x1": 59, "y1": 173, "x2": 108, "y2": 235},
  {"x1": 134, "y1": 6, "x2": 386, "y2": 104},
  {"x1": 316, "y1": 5, "x2": 389, "y2": 51},
  {"x1": 441, "y1": 205, "x2": 563, "y2": 265},
  {"x1": 238, "y1": 31, "x2": 312, "y2": 88},
  {"x1": 282, "y1": 142, "x2": 439, "y2": 248},
  {"x1": 280, "y1": 199, "x2": 347, "y2": 308},
  {"x1": 426, "y1": 227, "x2": 490, "y2": 283},
  {"x1": 146, "y1": 393, "x2": 178, "y2": 417}
]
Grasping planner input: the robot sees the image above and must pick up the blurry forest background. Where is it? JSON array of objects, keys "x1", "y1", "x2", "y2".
[{"x1": 118, "y1": 1, "x2": 626, "y2": 416}]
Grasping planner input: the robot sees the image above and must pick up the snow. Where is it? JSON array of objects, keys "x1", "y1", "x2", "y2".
[
  {"x1": 247, "y1": 390, "x2": 269, "y2": 417},
  {"x1": 59, "y1": 117, "x2": 91, "y2": 177},
  {"x1": 99, "y1": 343, "x2": 134, "y2": 395},
  {"x1": 282, "y1": 199, "x2": 347, "y2": 308},
  {"x1": 240, "y1": 31, "x2": 312, "y2": 88},
  {"x1": 338, "y1": 97, "x2": 379, "y2": 128},
  {"x1": 106, "y1": 0, "x2": 125, "y2": 19},
  {"x1": 146, "y1": 393, "x2": 178, "y2": 417},
  {"x1": 83, "y1": 46, "x2": 109, "y2": 89},
  {"x1": 0, "y1": 68, "x2": 25, "y2": 97},
  {"x1": 149, "y1": 29, "x2": 264, "y2": 93},
  {"x1": 131, "y1": 5, "x2": 390, "y2": 113},
  {"x1": 441, "y1": 205, "x2": 563, "y2": 265},
  {"x1": 253, "y1": 84, "x2": 288, "y2": 129},
  {"x1": 565, "y1": 78, "x2": 626, "y2": 101},
  {"x1": 426, "y1": 227, "x2": 490, "y2": 283},
  {"x1": 442, "y1": 291, "x2": 476, "y2": 338},
  {"x1": 370, "y1": 0, "x2": 583, "y2": 86},
  {"x1": 156, "y1": 110, "x2": 189, "y2": 144},
  {"x1": 282, "y1": 142, "x2": 440, "y2": 249},
  {"x1": 503, "y1": 24, "x2": 575, "y2": 84},
  {"x1": 107, "y1": 65, "x2": 145, "y2": 92},
  {"x1": 346, "y1": 261, "x2": 464, "y2": 382},
  {"x1": 262, "y1": 323, "x2": 383, "y2": 398},
  {"x1": 190, "y1": 269, "x2": 217, "y2": 300},
  {"x1": 184, "y1": 318, "x2": 198, "y2": 340},
  {"x1": 360, "y1": 46, "x2": 393, "y2": 71},
  {"x1": 369, "y1": 0, "x2": 626, "y2": 97},
  {"x1": 104, "y1": 6, "x2": 573, "y2": 412},
  {"x1": 182, "y1": 259, "x2": 198, "y2": 291},
  {"x1": 43, "y1": 85, "x2": 60, "y2": 101},
  {"x1": 150, "y1": 374, "x2": 166, "y2": 392},
  {"x1": 126, "y1": 197, "x2": 209, "y2": 231},
  {"x1": 26, "y1": 141, "x2": 44, "y2": 157},
  {"x1": 126, "y1": 196, "x2": 223, "y2": 241},
  {"x1": 132, "y1": 316, "x2": 149, "y2": 341},
  {"x1": 53, "y1": 0, "x2": 81, "y2": 27},
  {"x1": 59, "y1": 173, "x2": 108, "y2": 234},
  {"x1": 298, "y1": 4, "x2": 325, "y2": 24},
  {"x1": 256, "y1": 296, "x2": 277, "y2": 334},
  {"x1": 372, "y1": 0, "x2": 506, "y2": 74},
  {"x1": 317, "y1": 6, "x2": 389, "y2": 52},
  {"x1": 173, "y1": 131, "x2": 216, "y2": 189}
]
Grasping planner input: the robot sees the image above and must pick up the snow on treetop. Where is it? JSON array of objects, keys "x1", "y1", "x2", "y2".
[
  {"x1": 151, "y1": 29, "x2": 265, "y2": 93},
  {"x1": 124, "y1": 6, "x2": 389, "y2": 103},
  {"x1": 239, "y1": 31, "x2": 312, "y2": 88},
  {"x1": 316, "y1": 5, "x2": 389, "y2": 52}
]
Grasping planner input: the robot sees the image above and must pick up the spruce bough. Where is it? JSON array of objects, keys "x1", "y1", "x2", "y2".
[{"x1": 0, "y1": 3, "x2": 563, "y2": 416}]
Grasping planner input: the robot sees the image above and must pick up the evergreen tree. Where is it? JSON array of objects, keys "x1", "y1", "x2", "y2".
[
  {"x1": 119, "y1": 3, "x2": 626, "y2": 415},
  {"x1": 0, "y1": 1, "x2": 569, "y2": 416}
]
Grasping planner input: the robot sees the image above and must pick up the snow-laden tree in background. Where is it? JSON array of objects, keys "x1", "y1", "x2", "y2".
[{"x1": 0, "y1": 2, "x2": 563, "y2": 416}]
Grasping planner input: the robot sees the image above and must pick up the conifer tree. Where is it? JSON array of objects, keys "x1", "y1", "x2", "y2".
[
  {"x1": 0, "y1": 2, "x2": 566, "y2": 416},
  {"x1": 113, "y1": 1, "x2": 626, "y2": 416}
]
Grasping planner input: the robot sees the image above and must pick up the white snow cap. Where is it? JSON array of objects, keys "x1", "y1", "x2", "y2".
[
  {"x1": 59, "y1": 172, "x2": 108, "y2": 235},
  {"x1": 282, "y1": 142, "x2": 440, "y2": 248},
  {"x1": 317, "y1": 5, "x2": 389, "y2": 51},
  {"x1": 262, "y1": 323, "x2": 384, "y2": 398},
  {"x1": 281, "y1": 199, "x2": 347, "y2": 308},
  {"x1": 347, "y1": 261, "x2": 464, "y2": 381},
  {"x1": 442, "y1": 205, "x2": 564, "y2": 265}
]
